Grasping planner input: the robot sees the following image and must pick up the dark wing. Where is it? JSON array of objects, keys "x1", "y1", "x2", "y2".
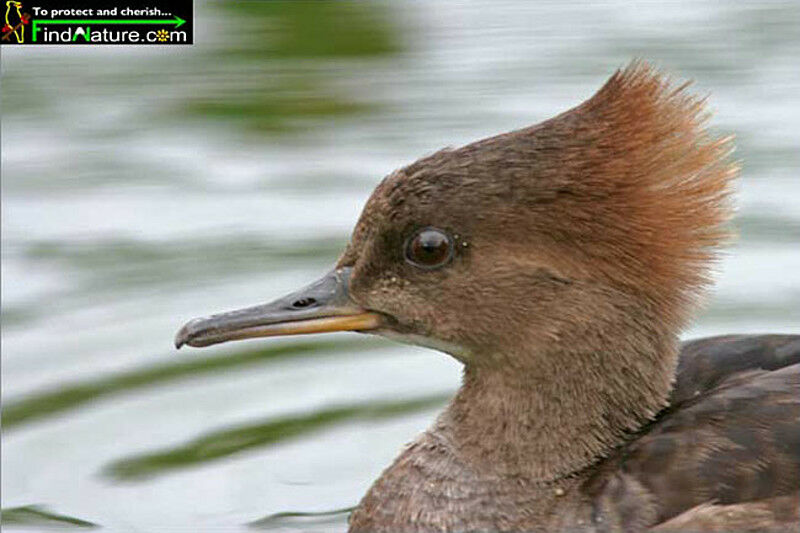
[
  {"x1": 650, "y1": 495, "x2": 799, "y2": 532},
  {"x1": 670, "y1": 334, "x2": 800, "y2": 406},
  {"x1": 582, "y1": 334, "x2": 800, "y2": 532}
]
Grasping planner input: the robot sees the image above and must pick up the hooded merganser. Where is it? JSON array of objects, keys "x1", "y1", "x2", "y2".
[{"x1": 175, "y1": 62, "x2": 799, "y2": 532}]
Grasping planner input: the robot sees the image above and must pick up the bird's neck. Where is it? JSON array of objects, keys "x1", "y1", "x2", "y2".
[{"x1": 439, "y1": 338, "x2": 677, "y2": 481}]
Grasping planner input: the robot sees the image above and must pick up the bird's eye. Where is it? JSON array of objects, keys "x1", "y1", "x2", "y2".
[{"x1": 405, "y1": 227, "x2": 454, "y2": 270}]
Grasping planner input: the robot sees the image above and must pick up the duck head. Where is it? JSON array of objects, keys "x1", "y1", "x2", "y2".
[
  {"x1": 176, "y1": 62, "x2": 736, "y2": 478},
  {"x1": 177, "y1": 61, "x2": 734, "y2": 360}
]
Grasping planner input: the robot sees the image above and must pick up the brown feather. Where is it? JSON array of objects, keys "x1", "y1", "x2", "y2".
[
  {"x1": 583, "y1": 335, "x2": 800, "y2": 531},
  {"x1": 343, "y1": 61, "x2": 797, "y2": 532},
  {"x1": 175, "y1": 58, "x2": 797, "y2": 531},
  {"x1": 651, "y1": 495, "x2": 800, "y2": 532}
]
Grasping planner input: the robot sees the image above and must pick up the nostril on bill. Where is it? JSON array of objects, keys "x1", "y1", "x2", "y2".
[{"x1": 291, "y1": 297, "x2": 317, "y2": 309}]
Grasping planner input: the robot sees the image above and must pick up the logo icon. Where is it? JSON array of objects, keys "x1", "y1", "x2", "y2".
[
  {"x1": 1, "y1": 1, "x2": 193, "y2": 46},
  {"x1": 2, "y1": 0, "x2": 30, "y2": 43}
]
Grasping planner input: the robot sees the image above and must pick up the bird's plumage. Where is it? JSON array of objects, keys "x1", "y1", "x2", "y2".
[
  {"x1": 584, "y1": 335, "x2": 800, "y2": 531},
  {"x1": 176, "y1": 62, "x2": 799, "y2": 532},
  {"x1": 347, "y1": 338, "x2": 799, "y2": 533}
]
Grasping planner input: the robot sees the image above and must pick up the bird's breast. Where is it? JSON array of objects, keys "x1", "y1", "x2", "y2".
[{"x1": 347, "y1": 431, "x2": 601, "y2": 533}]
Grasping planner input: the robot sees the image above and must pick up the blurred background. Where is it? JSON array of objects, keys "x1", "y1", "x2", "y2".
[{"x1": 2, "y1": 1, "x2": 799, "y2": 531}]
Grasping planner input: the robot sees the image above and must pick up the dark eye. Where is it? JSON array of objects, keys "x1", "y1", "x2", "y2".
[{"x1": 404, "y1": 227, "x2": 454, "y2": 270}]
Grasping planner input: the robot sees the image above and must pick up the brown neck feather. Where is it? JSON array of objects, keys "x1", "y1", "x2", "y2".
[{"x1": 439, "y1": 315, "x2": 677, "y2": 481}]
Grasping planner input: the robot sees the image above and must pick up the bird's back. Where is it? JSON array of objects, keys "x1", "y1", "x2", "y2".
[{"x1": 583, "y1": 334, "x2": 800, "y2": 531}]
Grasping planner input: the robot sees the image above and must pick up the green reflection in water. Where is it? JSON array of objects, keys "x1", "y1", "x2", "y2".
[
  {"x1": 223, "y1": 1, "x2": 398, "y2": 59},
  {"x1": 183, "y1": 75, "x2": 377, "y2": 134},
  {"x1": 103, "y1": 393, "x2": 450, "y2": 481},
  {"x1": 736, "y1": 213, "x2": 800, "y2": 243},
  {"x1": 24, "y1": 234, "x2": 346, "y2": 291},
  {"x1": 249, "y1": 506, "x2": 354, "y2": 529},
  {"x1": 181, "y1": 1, "x2": 401, "y2": 133},
  {"x1": 700, "y1": 295, "x2": 800, "y2": 323},
  {"x1": 1, "y1": 505, "x2": 99, "y2": 529},
  {"x1": 2, "y1": 338, "x2": 384, "y2": 431},
  {"x1": 3, "y1": 234, "x2": 348, "y2": 330}
]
